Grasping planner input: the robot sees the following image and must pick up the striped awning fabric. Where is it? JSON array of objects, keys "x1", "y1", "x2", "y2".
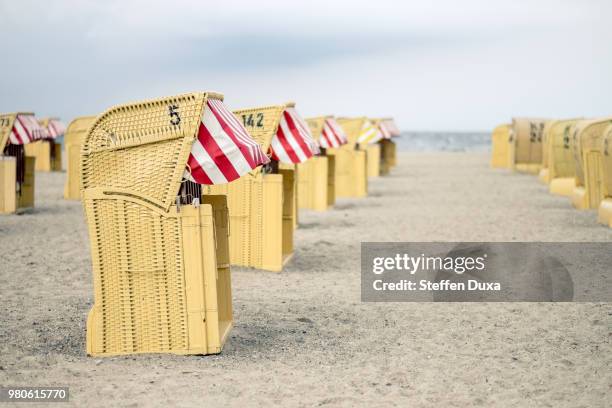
[
  {"x1": 357, "y1": 119, "x2": 383, "y2": 144},
  {"x1": 383, "y1": 119, "x2": 400, "y2": 137},
  {"x1": 320, "y1": 117, "x2": 348, "y2": 148},
  {"x1": 185, "y1": 98, "x2": 270, "y2": 185},
  {"x1": 46, "y1": 119, "x2": 67, "y2": 139},
  {"x1": 8, "y1": 114, "x2": 49, "y2": 145},
  {"x1": 379, "y1": 121, "x2": 392, "y2": 139},
  {"x1": 270, "y1": 107, "x2": 319, "y2": 164}
]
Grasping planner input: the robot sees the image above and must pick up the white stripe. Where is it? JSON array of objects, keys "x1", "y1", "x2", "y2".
[
  {"x1": 189, "y1": 141, "x2": 228, "y2": 184},
  {"x1": 271, "y1": 128, "x2": 293, "y2": 163},
  {"x1": 14, "y1": 117, "x2": 31, "y2": 143},
  {"x1": 289, "y1": 109, "x2": 319, "y2": 154},
  {"x1": 278, "y1": 115, "x2": 308, "y2": 162},
  {"x1": 326, "y1": 120, "x2": 342, "y2": 146},
  {"x1": 209, "y1": 99, "x2": 264, "y2": 162},
  {"x1": 329, "y1": 119, "x2": 347, "y2": 144},
  {"x1": 9, "y1": 129, "x2": 19, "y2": 144},
  {"x1": 321, "y1": 122, "x2": 338, "y2": 148},
  {"x1": 202, "y1": 105, "x2": 253, "y2": 176}
]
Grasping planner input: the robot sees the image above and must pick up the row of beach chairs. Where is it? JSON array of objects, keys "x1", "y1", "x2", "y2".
[
  {"x1": 0, "y1": 91, "x2": 400, "y2": 356},
  {"x1": 491, "y1": 117, "x2": 612, "y2": 226}
]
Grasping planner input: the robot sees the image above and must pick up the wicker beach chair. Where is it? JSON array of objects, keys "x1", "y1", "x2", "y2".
[
  {"x1": 544, "y1": 119, "x2": 582, "y2": 196},
  {"x1": 335, "y1": 117, "x2": 368, "y2": 198},
  {"x1": 24, "y1": 117, "x2": 65, "y2": 172},
  {"x1": 510, "y1": 118, "x2": 549, "y2": 174},
  {"x1": 203, "y1": 102, "x2": 316, "y2": 272},
  {"x1": 490, "y1": 124, "x2": 511, "y2": 169},
  {"x1": 297, "y1": 116, "x2": 331, "y2": 211},
  {"x1": 569, "y1": 118, "x2": 612, "y2": 209},
  {"x1": 0, "y1": 113, "x2": 41, "y2": 213},
  {"x1": 83, "y1": 92, "x2": 267, "y2": 356},
  {"x1": 372, "y1": 117, "x2": 399, "y2": 176},
  {"x1": 570, "y1": 117, "x2": 612, "y2": 211},
  {"x1": 64, "y1": 116, "x2": 96, "y2": 200},
  {"x1": 597, "y1": 123, "x2": 612, "y2": 226}
]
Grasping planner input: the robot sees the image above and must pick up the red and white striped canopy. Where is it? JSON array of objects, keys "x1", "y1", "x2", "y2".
[
  {"x1": 46, "y1": 119, "x2": 67, "y2": 139},
  {"x1": 8, "y1": 114, "x2": 49, "y2": 145},
  {"x1": 320, "y1": 117, "x2": 348, "y2": 148},
  {"x1": 185, "y1": 98, "x2": 269, "y2": 185},
  {"x1": 378, "y1": 121, "x2": 392, "y2": 140},
  {"x1": 270, "y1": 107, "x2": 319, "y2": 164},
  {"x1": 382, "y1": 119, "x2": 400, "y2": 137}
]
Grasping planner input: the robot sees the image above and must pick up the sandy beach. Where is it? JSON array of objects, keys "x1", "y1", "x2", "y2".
[{"x1": 0, "y1": 151, "x2": 610, "y2": 407}]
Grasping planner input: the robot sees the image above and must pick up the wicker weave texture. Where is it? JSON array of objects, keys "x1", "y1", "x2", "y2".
[
  {"x1": 64, "y1": 116, "x2": 96, "y2": 200},
  {"x1": 547, "y1": 119, "x2": 581, "y2": 180},
  {"x1": 233, "y1": 105, "x2": 286, "y2": 154},
  {"x1": 0, "y1": 113, "x2": 19, "y2": 152},
  {"x1": 83, "y1": 92, "x2": 233, "y2": 356},
  {"x1": 82, "y1": 92, "x2": 210, "y2": 211},
  {"x1": 337, "y1": 117, "x2": 365, "y2": 148},
  {"x1": 579, "y1": 118, "x2": 612, "y2": 209}
]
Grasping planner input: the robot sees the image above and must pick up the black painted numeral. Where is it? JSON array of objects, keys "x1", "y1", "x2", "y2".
[{"x1": 169, "y1": 105, "x2": 181, "y2": 126}]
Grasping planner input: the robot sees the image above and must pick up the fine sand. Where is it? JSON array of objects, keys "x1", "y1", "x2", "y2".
[{"x1": 0, "y1": 152, "x2": 610, "y2": 407}]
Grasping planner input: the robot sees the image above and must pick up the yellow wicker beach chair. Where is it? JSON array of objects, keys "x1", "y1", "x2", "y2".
[
  {"x1": 570, "y1": 118, "x2": 612, "y2": 209},
  {"x1": 82, "y1": 92, "x2": 235, "y2": 356},
  {"x1": 24, "y1": 117, "x2": 63, "y2": 172},
  {"x1": 64, "y1": 115, "x2": 96, "y2": 200},
  {"x1": 510, "y1": 118, "x2": 548, "y2": 174},
  {"x1": 545, "y1": 118, "x2": 581, "y2": 196},
  {"x1": 336, "y1": 117, "x2": 368, "y2": 198},
  {"x1": 300, "y1": 116, "x2": 332, "y2": 211},
  {"x1": 203, "y1": 103, "x2": 299, "y2": 272},
  {"x1": 0, "y1": 113, "x2": 37, "y2": 214},
  {"x1": 597, "y1": 123, "x2": 612, "y2": 226},
  {"x1": 374, "y1": 118, "x2": 398, "y2": 175},
  {"x1": 490, "y1": 124, "x2": 511, "y2": 169},
  {"x1": 572, "y1": 117, "x2": 612, "y2": 211}
]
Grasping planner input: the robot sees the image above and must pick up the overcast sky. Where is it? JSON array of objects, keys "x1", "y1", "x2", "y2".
[{"x1": 0, "y1": 0, "x2": 610, "y2": 131}]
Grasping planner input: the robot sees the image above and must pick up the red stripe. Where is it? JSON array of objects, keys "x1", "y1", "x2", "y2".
[
  {"x1": 187, "y1": 153, "x2": 214, "y2": 185},
  {"x1": 197, "y1": 121, "x2": 240, "y2": 182},
  {"x1": 275, "y1": 122, "x2": 301, "y2": 163},
  {"x1": 284, "y1": 111, "x2": 313, "y2": 160},
  {"x1": 16, "y1": 116, "x2": 33, "y2": 142},
  {"x1": 207, "y1": 101, "x2": 258, "y2": 169},
  {"x1": 11, "y1": 128, "x2": 23, "y2": 144},
  {"x1": 324, "y1": 123, "x2": 340, "y2": 146}
]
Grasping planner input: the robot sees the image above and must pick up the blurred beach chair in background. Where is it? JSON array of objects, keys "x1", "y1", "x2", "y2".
[
  {"x1": 24, "y1": 118, "x2": 65, "y2": 172},
  {"x1": 544, "y1": 118, "x2": 581, "y2": 196},
  {"x1": 302, "y1": 116, "x2": 349, "y2": 210},
  {"x1": 64, "y1": 115, "x2": 96, "y2": 200},
  {"x1": 357, "y1": 118, "x2": 382, "y2": 178},
  {"x1": 378, "y1": 118, "x2": 400, "y2": 175},
  {"x1": 538, "y1": 121, "x2": 555, "y2": 183},
  {"x1": 570, "y1": 118, "x2": 612, "y2": 209},
  {"x1": 0, "y1": 113, "x2": 45, "y2": 214},
  {"x1": 597, "y1": 123, "x2": 612, "y2": 227},
  {"x1": 570, "y1": 117, "x2": 612, "y2": 210},
  {"x1": 510, "y1": 117, "x2": 548, "y2": 174},
  {"x1": 204, "y1": 102, "x2": 317, "y2": 272},
  {"x1": 82, "y1": 92, "x2": 268, "y2": 356},
  {"x1": 490, "y1": 123, "x2": 512, "y2": 169},
  {"x1": 335, "y1": 118, "x2": 368, "y2": 198}
]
